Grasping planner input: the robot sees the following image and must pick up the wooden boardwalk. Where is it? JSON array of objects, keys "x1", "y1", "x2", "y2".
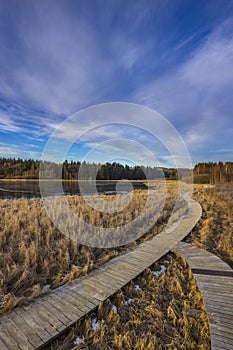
[
  {"x1": 0, "y1": 199, "x2": 202, "y2": 350},
  {"x1": 174, "y1": 242, "x2": 233, "y2": 350}
]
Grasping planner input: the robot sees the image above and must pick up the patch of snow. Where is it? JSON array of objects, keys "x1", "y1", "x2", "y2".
[
  {"x1": 134, "y1": 284, "x2": 142, "y2": 291},
  {"x1": 74, "y1": 335, "x2": 84, "y2": 345},
  {"x1": 112, "y1": 304, "x2": 118, "y2": 313},
  {"x1": 41, "y1": 284, "x2": 50, "y2": 293},
  {"x1": 91, "y1": 318, "x2": 100, "y2": 330},
  {"x1": 153, "y1": 264, "x2": 167, "y2": 277},
  {"x1": 125, "y1": 298, "x2": 132, "y2": 305}
]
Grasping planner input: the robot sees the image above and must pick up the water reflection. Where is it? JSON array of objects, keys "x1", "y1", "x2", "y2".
[{"x1": 0, "y1": 180, "x2": 147, "y2": 199}]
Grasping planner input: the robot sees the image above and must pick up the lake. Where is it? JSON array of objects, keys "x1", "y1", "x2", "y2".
[{"x1": 0, "y1": 180, "x2": 147, "y2": 199}]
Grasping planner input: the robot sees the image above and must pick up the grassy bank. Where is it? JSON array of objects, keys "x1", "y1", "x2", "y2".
[{"x1": 185, "y1": 183, "x2": 233, "y2": 267}]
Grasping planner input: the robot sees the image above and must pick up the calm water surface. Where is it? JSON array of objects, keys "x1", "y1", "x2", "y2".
[{"x1": 0, "y1": 180, "x2": 147, "y2": 199}]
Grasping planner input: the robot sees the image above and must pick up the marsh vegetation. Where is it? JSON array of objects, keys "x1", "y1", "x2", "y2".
[
  {"x1": 186, "y1": 183, "x2": 233, "y2": 267},
  {"x1": 0, "y1": 185, "x2": 188, "y2": 314},
  {"x1": 44, "y1": 253, "x2": 211, "y2": 350}
]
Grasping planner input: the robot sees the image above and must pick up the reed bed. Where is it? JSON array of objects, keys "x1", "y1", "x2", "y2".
[
  {"x1": 208, "y1": 182, "x2": 233, "y2": 207},
  {"x1": 185, "y1": 183, "x2": 233, "y2": 267},
  {"x1": 44, "y1": 252, "x2": 211, "y2": 350},
  {"x1": 0, "y1": 186, "x2": 187, "y2": 314}
]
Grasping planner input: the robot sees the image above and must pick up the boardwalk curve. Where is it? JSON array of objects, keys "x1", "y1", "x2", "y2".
[
  {"x1": 0, "y1": 199, "x2": 202, "y2": 350},
  {"x1": 174, "y1": 241, "x2": 233, "y2": 350}
]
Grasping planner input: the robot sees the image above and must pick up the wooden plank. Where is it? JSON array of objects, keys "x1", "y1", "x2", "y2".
[
  {"x1": 208, "y1": 315, "x2": 233, "y2": 330},
  {"x1": 2, "y1": 316, "x2": 34, "y2": 350},
  {"x1": 89, "y1": 273, "x2": 123, "y2": 293},
  {"x1": 81, "y1": 280, "x2": 108, "y2": 301},
  {"x1": 103, "y1": 264, "x2": 137, "y2": 280},
  {"x1": 0, "y1": 324, "x2": 21, "y2": 350},
  {"x1": 37, "y1": 299, "x2": 71, "y2": 326},
  {"x1": 0, "y1": 337, "x2": 9, "y2": 350},
  {"x1": 11, "y1": 309, "x2": 44, "y2": 348},
  {"x1": 65, "y1": 289, "x2": 98, "y2": 311},
  {"x1": 1, "y1": 312, "x2": 41, "y2": 349},
  {"x1": 51, "y1": 289, "x2": 86, "y2": 315},
  {"x1": 210, "y1": 327, "x2": 233, "y2": 343},
  {"x1": 47, "y1": 295, "x2": 81, "y2": 320},
  {"x1": 130, "y1": 253, "x2": 155, "y2": 265},
  {"x1": 21, "y1": 304, "x2": 58, "y2": 338},
  {"x1": 100, "y1": 268, "x2": 131, "y2": 285},
  {"x1": 197, "y1": 281, "x2": 233, "y2": 292},
  {"x1": 202, "y1": 291, "x2": 233, "y2": 302},
  {"x1": 29, "y1": 300, "x2": 65, "y2": 331},
  {"x1": 204, "y1": 295, "x2": 233, "y2": 307},
  {"x1": 211, "y1": 337, "x2": 233, "y2": 350}
]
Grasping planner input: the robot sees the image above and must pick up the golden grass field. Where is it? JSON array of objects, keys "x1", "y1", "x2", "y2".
[
  {"x1": 1, "y1": 181, "x2": 232, "y2": 349},
  {"x1": 0, "y1": 184, "x2": 187, "y2": 314},
  {"x1": 186, "y1": 183, "x2": 233, "y2": 267}
]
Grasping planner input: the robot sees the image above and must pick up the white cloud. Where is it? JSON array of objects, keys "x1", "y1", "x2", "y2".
[
  {"x1": 0, "y1": 112, "x2": 23, "y2": 133},
  {"x1": 133, "y1": 19, "x2": 233, "y2": 151},
  {"x1": 0, "y1": 1, "x2": 151, "y2": 116},
  {"x1": 0, "y1": 142, "x2": 21, "y2": 157}
]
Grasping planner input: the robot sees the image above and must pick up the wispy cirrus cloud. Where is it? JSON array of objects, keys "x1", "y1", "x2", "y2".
[{"x1": 132, "y1": 18, "x2": 233, "y2": 161}]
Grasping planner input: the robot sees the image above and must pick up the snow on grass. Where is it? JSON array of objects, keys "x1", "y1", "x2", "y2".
[
  {"x1": 134, "y1": 284, "x2": 142, "y2": 291},
  {"x1": 74, "y1": 335, "x2": 85, "y2": 345},
  {"x1": 112, "y1": 304, "x2": 118, "y2": 313},
  {"x1": 41, "y1": 284, "x2": 50, "y2": 293},
  {"x1": 125, "y1": 298, "x2": 132, "y2": 305},
  {"x1": 91, "y1": 318, "x2": 100, "y2": 330},
  {"x1": 153, "y1": 264, "x2": 167, "y2": 277}
]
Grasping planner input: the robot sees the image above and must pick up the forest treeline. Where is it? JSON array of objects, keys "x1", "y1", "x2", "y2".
[
  {"x1": 1, "y1": 158, "x2": 232, "y2": 183},
  {"x1": 193, "y1": 162, "x2": 233, "y2": 184},
  {"x1": 0, "y1": 157, "x2": 178, "y2": 180}
]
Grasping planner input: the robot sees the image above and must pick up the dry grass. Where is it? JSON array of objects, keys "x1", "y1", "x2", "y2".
[
  {"x1": 44, "y1": 253, "x2": 210, "y2": 350},
  {"x1": 185, "y1": 183, "x2": 233, "y2": 267},
  {"x1": 0, "y1": 186, "x2": 188, "y2": 314},
  {"x1": 208, "y1": 182, "x2": 233, "y2": 207}
]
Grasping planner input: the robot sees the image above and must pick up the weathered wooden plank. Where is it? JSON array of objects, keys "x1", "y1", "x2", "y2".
[
  {"x1": 11, "y1": 309, "x2": 44, "y2": 348},
  {"x1": 0, "y1": 324, "x2": 21, "y2": 350},
  {"x1": 47, "y1": 295, "x2": 81, "y2": 320},
  {"x1": 2, "y1": 316, "x2": 34, "y2": 350},
  {"x1": 102, "y1": 264, "x2": 138, "y2": 280},
  {"x1": 13, "y1": 308, "x2": 44, "y2": 342},
  {"x1": 21, "y1": 304, "x2": 57, "y2": 339},
  {"x1": 59, "y1": 288, "x2": 96, "y2": 314},
  {"x1": 208, "y1": 315, "x2": 233, "y2": 331},
  {"x1": 197, "y1": 282, "x2": 233, "y2": 292},
  {"x1": 204, "y1": 295, "x2": 233, "y2": 307},
  {"x1": 29, "y1": 300, "x2": 65, "y2": 331},
  {"x1": 37, "y1": 299, "x2": 71, "y2": 326},
  {"x1": 100, "y1": 268, "x2": 131, "y2": 285},
  {"x1": 0, "y1": 336, "x2": 9, "y2": 350},
  {"x1": 81, "y1": 280, "x2": 108, "y2": 301},
  {"x1": 202, "y1": 292, "x2": 233, "y2": 311},
  {"x1": 211, "y1": 337, "x2": 233, "y2": 350},
  {"x1": 89, "y1": 273, "x2": 123, "y2": 294}
]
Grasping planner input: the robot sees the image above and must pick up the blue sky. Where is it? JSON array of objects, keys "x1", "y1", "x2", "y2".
[{"x1": 0, "y1": 0, "x2": 233, "y2": 167}]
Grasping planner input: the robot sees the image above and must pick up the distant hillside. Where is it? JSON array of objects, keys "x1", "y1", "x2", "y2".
[{"x1": 194, "y1": 162, "x2": 233, "y2": 184}]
